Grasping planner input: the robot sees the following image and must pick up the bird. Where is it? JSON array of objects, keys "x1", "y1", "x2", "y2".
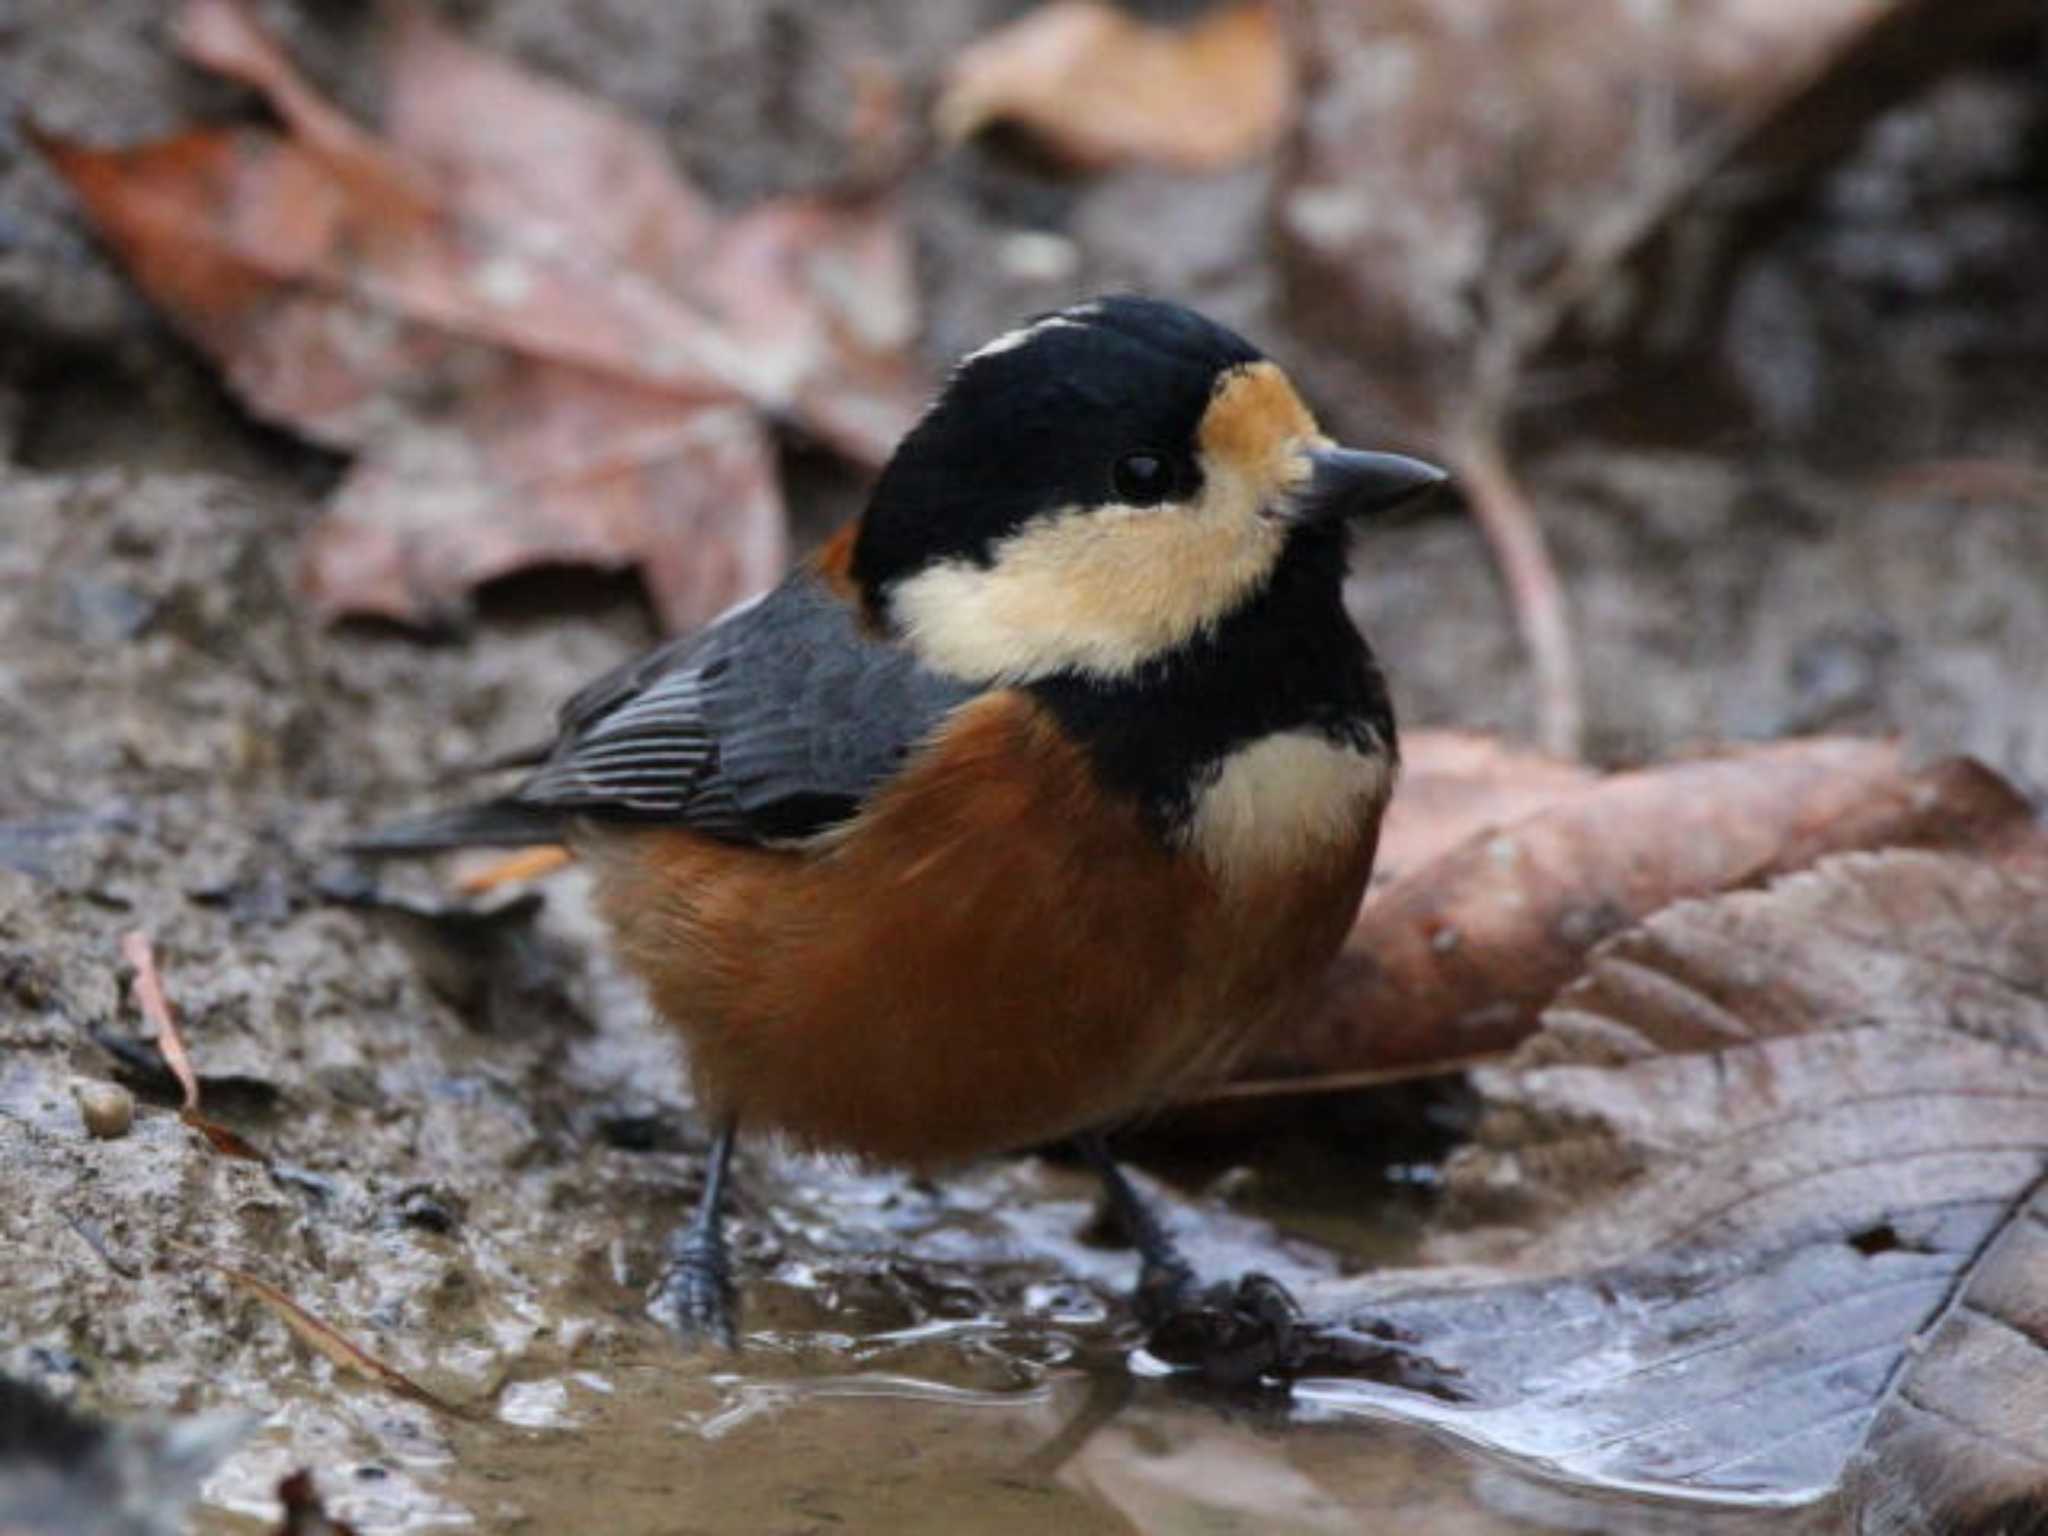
[{"x1": 352, "y1": 295, "x2": 1446, "y2": 1348}]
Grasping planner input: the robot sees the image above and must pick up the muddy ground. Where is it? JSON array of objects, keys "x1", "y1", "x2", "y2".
[{"x1": 2, "y1": 3, "x2": 2045, "y2": 1533}]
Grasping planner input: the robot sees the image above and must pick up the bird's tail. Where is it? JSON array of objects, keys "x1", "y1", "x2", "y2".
[{"x1": 346, "y1": 799, "x2": 567, "y2": 856}]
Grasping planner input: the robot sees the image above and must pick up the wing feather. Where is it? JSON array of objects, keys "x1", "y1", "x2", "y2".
[{"x1": 510, "y1": 569, "x2": 973, "y2": 844}]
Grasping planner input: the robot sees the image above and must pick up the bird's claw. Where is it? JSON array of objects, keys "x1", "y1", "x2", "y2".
[{"x1": 1143, "y1": 1271, "x2": 1302, "y2": 1390}]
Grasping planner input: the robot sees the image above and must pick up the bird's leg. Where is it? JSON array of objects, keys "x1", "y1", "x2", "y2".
[
  {"x1": 1075, "y1": 1130, "x2": 1304, "y2": 1389},
  {"x1": 1074, "y1": 1130, "x2": 1197, "y2": 1326},
  {"x1": 648, "y1": 1118, "x2": 739, "y2": 1347}
]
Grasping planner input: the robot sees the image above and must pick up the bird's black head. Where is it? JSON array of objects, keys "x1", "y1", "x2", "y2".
[{"x1": 850, "y1": 296, "x2": 1444, "y2": 684}]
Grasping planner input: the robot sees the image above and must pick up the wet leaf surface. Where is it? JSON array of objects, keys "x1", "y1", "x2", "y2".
[
  {"x1": 34, "y1": 0, "x2": 924, "y2": 632},
  {"x1": 1285, "y1": 851, "x2": 2048, "y2": 1524},
  {"x1": 935, "y1": 0, "x2": 1293, "y2": 172}
]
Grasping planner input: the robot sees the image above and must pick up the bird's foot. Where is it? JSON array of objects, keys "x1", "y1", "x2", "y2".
[
  {"x1": 1142, "y1": 1271, "x2": 1302, "y2": 1391},
  {"x1": 647, "y1": 1231, "x2": 738, "y2": 1349}
]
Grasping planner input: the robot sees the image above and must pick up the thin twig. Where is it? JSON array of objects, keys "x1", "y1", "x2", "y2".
[
  {"x1": 173, "y1": 1243, "x2": 478, "y2": 1420},
  {"x1": 1449, "y1": 429, "x2": 1583, "y2": 759},
  {"x1": 1188, "y1": 1051, "x2": 1512, "y2": 1105}
]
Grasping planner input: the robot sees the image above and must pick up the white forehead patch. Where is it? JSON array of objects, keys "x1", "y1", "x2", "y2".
[
  {"x1": 960, "y1": 314, "x2": 1082, "y2": 366},
  {"x1": 1184, "y1": 731, "x2": 1391, "y2": 888}
]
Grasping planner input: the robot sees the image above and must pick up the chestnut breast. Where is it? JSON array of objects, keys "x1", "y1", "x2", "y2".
[{"x1": 586, "y1": 692, "x2": 1385, "y2": 1168}]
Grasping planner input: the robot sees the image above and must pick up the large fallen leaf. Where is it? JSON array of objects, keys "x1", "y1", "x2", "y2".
[
  {"x1": 1283, "y1": 850, "x2": 2048, "y2": 1527},
  {"x1": 1282, "y1": 0, "x2": 2039, "y2": 752},
  {"x1": 935, "y1": 0, "x2": 1293, "y2": 173},
  {"x1": 36, "y1": 0, "x2": 923, "y2": 631},
  {"x1": 1263, "y1": 743, "x2": 2034, "y2": 1085},
  {"x1": 1370, "y1": 730, "x2": 1598, "y2": 888}
]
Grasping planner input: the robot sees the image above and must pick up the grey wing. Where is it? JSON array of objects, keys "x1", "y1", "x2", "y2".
[{"x1": 513, "y1": 574, "x2": 975, "y2": 844}]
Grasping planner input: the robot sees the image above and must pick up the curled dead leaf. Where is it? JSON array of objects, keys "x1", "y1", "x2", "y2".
[
  {"x1": 1265, "y1": 743, "x2": 2035, "y2": 1085},
  {"x1": 936, "y1": 0, "x2": 1293, "y2": 173},
  {"x1": 1289, "y1": 850, "x2": 2048, "y2": 1526},
  {"x1": 37, "y1": 0, "x2": 925, "y2": 633}
]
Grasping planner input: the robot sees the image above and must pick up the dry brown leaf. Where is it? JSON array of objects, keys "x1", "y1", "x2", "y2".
[
  {"x1": 1288, "y1": 850, "x2": 2048, "y2": 1525},
  {"x1": 1282, "y1": 0, "x2": 2038, "y2": 753},
  {"x1": 37, "y1": 0, "x2": 923, "y2": 632},
  {"x1": 1373, "y1": 730, "x2": 1599, "y2": 887},
  {"x1": 935, "y1": 0, "x2": 1293, "y2": 173},
  {"x1": 1265, "y1": 744, "x2": 2035, "y2": 1084}
]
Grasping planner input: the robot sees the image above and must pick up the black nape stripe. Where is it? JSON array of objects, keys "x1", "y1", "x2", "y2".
[{"x1": 1027, "y1": 529, "x2": 1394, "y2": 839}]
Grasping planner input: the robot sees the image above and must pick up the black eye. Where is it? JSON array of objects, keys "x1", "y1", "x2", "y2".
[{"x1": 1112, "y1": 453, "x2": 1173, "y2": 504}]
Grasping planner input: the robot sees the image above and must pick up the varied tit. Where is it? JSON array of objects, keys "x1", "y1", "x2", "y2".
[{"x1": 355, "y1": 296, "x2": 1446, "y2": 1345}]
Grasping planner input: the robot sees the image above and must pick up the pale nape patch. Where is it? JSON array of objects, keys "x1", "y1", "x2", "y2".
[
  {"x1": 1184, "y1": 730, "x2": 1392, "y2": 888},
  {"x1": 891, "y1": 360, "x2": 1324, "y2": 683}
]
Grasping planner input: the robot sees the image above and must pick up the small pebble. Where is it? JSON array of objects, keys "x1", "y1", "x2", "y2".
[{"x1": 73, "y1": 1081, "x2": 134, "y2": 1140}]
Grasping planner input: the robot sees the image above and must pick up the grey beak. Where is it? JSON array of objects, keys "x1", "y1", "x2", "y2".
[{"x1": 1290, "y1": 447, "x2": 1449, "y2": 525}]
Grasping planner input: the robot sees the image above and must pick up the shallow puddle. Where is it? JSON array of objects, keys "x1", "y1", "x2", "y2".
[
  {"x1": 189, "y1": 1339, "x2": 1836, "y2": 1534},
  {"x1": 166, "y1": 1150, "x2": 1834, "y2": 1536}
]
